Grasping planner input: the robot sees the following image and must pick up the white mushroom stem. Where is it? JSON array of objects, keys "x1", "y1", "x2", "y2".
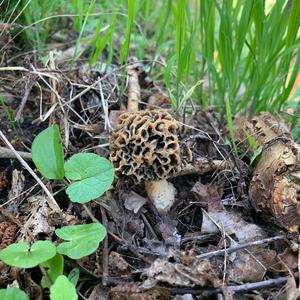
[{"x1": 145, "y1": 179, "x2": 177, "y2": 215}]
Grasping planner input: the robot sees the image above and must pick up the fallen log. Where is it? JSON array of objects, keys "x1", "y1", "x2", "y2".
[{"x1": 234, "y1": 112, "x2": 300, "y2": 231}]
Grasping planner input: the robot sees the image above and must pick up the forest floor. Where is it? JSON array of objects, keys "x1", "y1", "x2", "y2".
[{"x1": 0, "y1": 26, "x2": 300, "y2": 300}]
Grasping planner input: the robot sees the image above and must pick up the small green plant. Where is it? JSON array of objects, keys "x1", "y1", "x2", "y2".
[
  {"x1": 55, "y1": 223, "x2": 107, "y2": 259},
  {"x1": 0, "y1": 287, "x2": 29, "y2": 300},
  {"x1": 64, "y1": 153, "x2": 114, "y2": 203},
  {"x1": 0, "y1": 241, "x2": 56, "y2": 268},
  {"x1": 50, "y1": 275, "x2": 78, "y2": 300},
  {"x1": 238, "y1": 128, "x2": 263, "y2": 165},
  {"x1": 67, "y1": 267, "x2": 80, "y2": 286},
  {"x1": 31, "y1": 125, "x2": 114, "y2": 203},
  {"x1": 0, "y1": 96, "x2": 17, "y2": 134},
  {"x1": 41, "y1": 253, "x2": 64, "y2": 288},
  {"x1": 0, "y1": 125, "x2": 114, "y2": 298}
]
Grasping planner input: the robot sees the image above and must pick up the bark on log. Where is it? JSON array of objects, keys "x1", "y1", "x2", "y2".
[{"x1": 235, "y1": 113, "x2": 300, "y2": 231}]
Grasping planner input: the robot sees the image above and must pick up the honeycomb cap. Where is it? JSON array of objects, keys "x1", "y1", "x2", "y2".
[{"x1": 109, "y1": 109, "x2": 190, "y2": 182}]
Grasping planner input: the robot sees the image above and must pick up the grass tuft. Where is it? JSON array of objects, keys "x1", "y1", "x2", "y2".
[{"x1": 1, "y1": 0, "x2": 300, "y2": 138}]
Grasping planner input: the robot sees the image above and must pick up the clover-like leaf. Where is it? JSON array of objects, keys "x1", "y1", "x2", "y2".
[
  {"x1": 0, "y1": 241, "x2": 56, "y2": 268},
  {"x1": 41, "y1": 253, "x2": 64, "y2": 288},
  {"x1": 50, "y1": 275, "x2": 78, "y2": 300},
  {"x1": 0, "y1": 288, "x2": 29, "y2": 300},
  {"x1": 64, "y1": 153, "x2": 114, "y2": 203},
  {"x1": 55, "y1": 223, "x2": 107, "y2": 259},
  {"x1": 32, "y1": 125, "x2": 65, "y2": 179}
]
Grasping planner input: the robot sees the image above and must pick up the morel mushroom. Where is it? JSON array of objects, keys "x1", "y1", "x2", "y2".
[{"x1": 109, "y1": 109, "x2": 191, "y2": 214}]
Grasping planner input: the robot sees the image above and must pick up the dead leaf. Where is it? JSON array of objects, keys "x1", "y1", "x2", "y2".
[
  {"x1": 158, "y1": 217, "x2": 181, "y2": 247},
  {"x1": 110, "y1": 283, "x2": 139, "y2": 294},
  {"x1": 88, "y1": 284, "x2": 108, "y2": 300},
  {"x1": 192, "y1": 181, "x2": 224, "y2": 211},
  {"x1": 221, "y1": 286, "x2": 235, "y2": 300},
  {"x1": 172, "y1": 295, "x2": 193, "y2": 300},
  {"x1": 148, "y1": 91, "x2": 170, "y2": 108},
  {"x1": 286, "y1": 276, "x2": 300, "y2": 300},
  {"x1": 143, "y1": 238, "x2": 168, "y2": 256},
  {"x1": 47, "y1": 210, "x2": 77, "y2": 227},
  {"x1": 143, "y1": 255, "x2": 219, "y2": 287},
  {"x1": 7, "y1": 170, "x2": 25, "y2": 213},
  {"x1": 124, "y1": 191, "x2": 147, "y2": 214},
  {"x1": 53, "y1": 44, "x2": 89, "y2": 65},
  {"x1": 0, "y1": 171, "x2": 8, "y2": 191},
  {"x1": 22, "y1": 196, "x2": 55, "y2": 237},
  {"x1": 109, "y1": 285, "x2": 171, "y2": 300},
  {"x1": 201, "y1": 210, "x2": 278, "y2": 282},
  {"x1": 227, "y1": 250, "x2": 276, "y2": 283},
  {"x1": 0, "y1": 92, "x2": 16, "y2": 105},
  {"x1": 109, "y1": 110, "x2": 126, "y2": 129},
  {"x1": 109, "y1": 252, "x2": 130, "y2": 274},
  {"x1": 278, "y1": 248, "x2": 298, "y2": 271},
  {"x1": 109, "y1": 196, "x2": 145, "y2": 239},
  {"x1": 201, "y1": 210, "x2": 266, "y2": 243}
]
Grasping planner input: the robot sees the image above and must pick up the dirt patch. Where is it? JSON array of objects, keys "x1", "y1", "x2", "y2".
[{"x1": 0, "y1": 48, "x2": 299, "y2": 299}]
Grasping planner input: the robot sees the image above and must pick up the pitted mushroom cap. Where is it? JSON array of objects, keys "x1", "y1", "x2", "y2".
[{"x1": 109, "y1": 109, "x2": 189, "y2": 182}]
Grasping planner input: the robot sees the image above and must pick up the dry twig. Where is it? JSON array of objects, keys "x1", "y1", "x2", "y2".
[
  {"x1": 196, "y1": 235, "x2": 285, "y2": 260},
  {"x1": 0, "y1": 130, "x2": 61, "y2": 212},
  {"x1": 0, "y1": 146, "x2": 31, "y2": 160},
  {"x1": 101, "y1": 207, "x2": 109, "y2": 286},
  {"x1": 169, "y1": 276, "x2": 289, "y2": 295}
]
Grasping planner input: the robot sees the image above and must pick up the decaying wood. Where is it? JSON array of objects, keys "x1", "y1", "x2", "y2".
[
  {"x1": 234, "y1": 112, "x2": 300, "y2": 231},
  {"x1": 175, "y1": 158, "x2": 227, "y2": 177}
]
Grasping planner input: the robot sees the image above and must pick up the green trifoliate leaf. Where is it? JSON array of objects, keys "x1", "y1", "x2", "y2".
[
  {"x1": 0, "y1": 288, "x2": 29, "y2": 300},
  {"x1": 50, "y1": 275, "x2": 78, "y2": 300},
  {"x1": 0, "y1": 241, "x2": 56, "y2": 268},
  {"x1": 64, "y1": 153, "x2": 114, "y2": 203},
  {"x1": 55, "y1": 223, "x2": 107, "y2": 259},
  {"x1": 41, "y1": 253, "x2": 64, "y2": 288}
]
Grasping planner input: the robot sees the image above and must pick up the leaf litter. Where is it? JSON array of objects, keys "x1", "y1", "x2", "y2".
[{"x1": 0, "y1": 34, "x2": 300, "y2": 299}]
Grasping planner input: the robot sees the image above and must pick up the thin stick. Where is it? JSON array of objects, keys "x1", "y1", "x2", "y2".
[
  {"x1": 221, "y1": 225, "x2": 227, "y2": 285},
  {"x1": 98, "y1": 77, "x2": 112, "y2": 131},
  {"x1": 196, "y1": 235, "x2": 285, "y2": 260},
  {"x1": 174, "y1": 159, "x2": 227, "y2": 177},
  {"x1": 39, "y1": 265, "x2": 52, "y2": 287},
  {"x1": 101, "y1": 207, "x2": 109, "y2": 286},
  {"x1": 82, "y1": 204, "x2": 99, "y2": 223},
  {"x1": 82, "y1": 204, "x2": 152, "y2": 264},
  {"x1": 15, "y1": 76, "x2": 35, "y2": 121},
  {"x1": 141, "y1": 213, "x2": 159, "y2": 240},
  {"x1": 126, "y1": 65, "x2": 140, "y2": 112},
  {"x1": 169, "y1": 277, "x2": 289, "y2": 295},
  {"x1": 201, "y1": 209, "x2": 267, "y2": 271},
  {"x1": 0, "y1": 147, "x2": 32, "y2": 160},
  {"x1": 0, "y1": 130, "x2": 61, "y2": 212}
]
